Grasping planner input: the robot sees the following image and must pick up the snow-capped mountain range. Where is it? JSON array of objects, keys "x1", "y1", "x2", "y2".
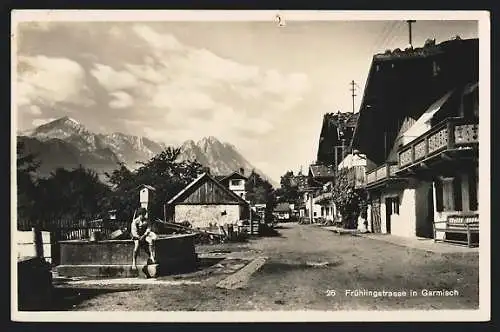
[{"x1": 17, "y1": 117, "x2": 276, "y2": 186}]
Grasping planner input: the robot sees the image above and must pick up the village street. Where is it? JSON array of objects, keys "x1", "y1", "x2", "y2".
[{"x1": 54, "y1": 223, "x2": 479, "y2": 311}]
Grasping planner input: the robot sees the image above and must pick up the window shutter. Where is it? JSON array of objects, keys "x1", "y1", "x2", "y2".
[
  {"x1": 469, "y1": 171, "x2": 478, "y2": 211},
  {"x1": 435, "y1": 180, "x2": 444, "y2": 212},
  {"x1": 453, "y1": 176, "x2": 463, "y2": 211}
]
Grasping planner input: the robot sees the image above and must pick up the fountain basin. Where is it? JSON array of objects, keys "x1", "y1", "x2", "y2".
[{"x1": 56, "y1": 233, "x2": 198, "y2": 278}]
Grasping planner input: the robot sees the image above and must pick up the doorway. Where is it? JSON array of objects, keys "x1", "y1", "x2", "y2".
[
  {"x1": 385, "y1": 198, "x2": 393, "y2": 234},
  {"x1": 416, "y1": 183, "x2": 435, "y2": 238}
]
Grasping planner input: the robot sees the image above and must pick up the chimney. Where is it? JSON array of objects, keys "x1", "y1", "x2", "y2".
[{"x1": 239, "y1": 167, "x2": 244, "y2": 176}]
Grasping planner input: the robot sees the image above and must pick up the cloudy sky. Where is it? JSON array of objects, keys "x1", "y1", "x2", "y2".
[{"x1": 15, "y1": 18, "x2": 477, "y2": 182}]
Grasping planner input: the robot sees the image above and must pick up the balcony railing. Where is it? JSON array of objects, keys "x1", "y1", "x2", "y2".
[
  {"x1": 313, "y1": 192, "x2": 333, "y2": 204},
  {"x1": 398, "y1": 117, "x2": 478, "y2": 168},
  {"x1": 366, "y1": 163, "x2": 399, "y2": 186}
]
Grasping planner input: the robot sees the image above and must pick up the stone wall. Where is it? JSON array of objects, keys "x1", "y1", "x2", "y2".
[{"x1": 174, "y1": 204, "x2": 241, "y2": 228}]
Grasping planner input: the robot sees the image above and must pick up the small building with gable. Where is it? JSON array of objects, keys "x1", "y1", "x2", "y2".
[{"x1": 167, "y1": 172, "x2": 250, "y2": 229}]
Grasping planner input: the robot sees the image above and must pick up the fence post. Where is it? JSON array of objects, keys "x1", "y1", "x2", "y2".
[
  {"x1": 84, "y1": 219, "x2": 89, "y2": 239},
  {"x1": 467, "y1": 224, "x2": 471, "y2": 248},
  {"x1": 32, "y1": 226, "x2": 44, "y2": 259},
  {"x1": 50, "y1": 226, "x2": 60, "y2": 266}
]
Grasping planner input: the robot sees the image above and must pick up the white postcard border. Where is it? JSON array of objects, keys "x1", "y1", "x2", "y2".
[{"x1": 10, "y1": 10, "x2": 491, "y2": 322}]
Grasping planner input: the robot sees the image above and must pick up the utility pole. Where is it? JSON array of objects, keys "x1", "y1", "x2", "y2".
[
  {"x1": 349, "y1": 80, "x2": 357, "y2": 114},
  {"x1": 406, "y1": 20, "x2": 416, "y2": 48},
  {"x1": 334, "y1": 146, "x2": 338, "y2": 172}
]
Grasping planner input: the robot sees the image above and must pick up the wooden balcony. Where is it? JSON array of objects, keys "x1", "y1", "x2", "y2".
[
  {"x1": 313, "y1": 191, "x2": 333, "y2": 204},
  {"x1": 397, "y1": 117, "x2": 478, "y2": 173},
  {"x1": 366, "y1": 163, "x2": 399, "y2": 187}
]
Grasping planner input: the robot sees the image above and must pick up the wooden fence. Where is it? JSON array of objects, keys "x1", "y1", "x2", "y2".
[
  {"x1": 18, "y1": 218, "x2": 129, "y2": 239},
  {"x1": 17, "y1": 217, "x2": 129, "y2": 265}
]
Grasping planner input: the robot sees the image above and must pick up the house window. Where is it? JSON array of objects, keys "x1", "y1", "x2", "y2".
[
  {"x1": 437, "y1": 177, "x2": 463, "y2": 212},
  {"x1": 435, "y1": 179, "x2": 444, "y2": 212},
  {"x1": 392, "y1": 197, "x2": 400, "y2": 215},
  {"x1": 443, "y1": 178, "x2": 455, "y2": 211},
  {"x1": 231, "y1": 180, "x2": 242, "y2": 186},
  {"x1": 452, "y1": 176, "x2": 463, "y2": 211},
  {"x1": 326, "y1": 207, "x2": 330, "y2": 216},
  {"x1": 386, "y1": 197, "x2": 399, "y2": 215}
]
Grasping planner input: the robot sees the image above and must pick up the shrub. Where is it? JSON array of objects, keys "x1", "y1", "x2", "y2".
[{"x1": 332, "y1": 168, "x2": 368, "y2": 229}]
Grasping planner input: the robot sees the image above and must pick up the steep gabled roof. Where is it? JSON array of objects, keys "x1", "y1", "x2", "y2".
[
  {"x1": 345, "y1": 113, "x2": 360, "y2": 128},
  {"x1": 219, "y1": 171, "x2": 247, "y2": 181},
  {"x1": 214, "y1": 175, "x2": 226, "y2": 182},
  {"x1": 135, "y1": 184, "x2": 156, "y2": 191},
  {"x1": 309, "y1": 164, "x2": 335, "y2": 178},
  {"x1": 351, "y1": 38, "x2": 478, "y2": 164},
  {"x1": 167, "y1": 172, "x2": 248, "y2": 205}
]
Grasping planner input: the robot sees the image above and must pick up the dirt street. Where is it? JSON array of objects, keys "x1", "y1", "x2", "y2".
[{"x1": 54, "y1": 223, "x2": 479, "y2": 311}]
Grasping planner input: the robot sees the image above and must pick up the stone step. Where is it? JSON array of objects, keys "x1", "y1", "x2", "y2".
[
  {"x1": 57, "y1": 258, "x2": 198, "y2": 278},
  {"x1": 57, "y1": 264, "x2": 141, "y2": 278}
]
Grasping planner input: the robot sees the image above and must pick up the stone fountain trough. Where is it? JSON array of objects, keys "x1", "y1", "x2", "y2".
[{"x1": 56, "y1": 233, "x2": 198, "y2": 278}]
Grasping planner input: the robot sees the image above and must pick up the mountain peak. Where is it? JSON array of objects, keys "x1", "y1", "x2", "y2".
[
  {"x1": 182, "y1": 139, "x2": 196, "y2": 147},
  {"x1": 32, "y1": 116, "x2": 87, "y2": 138},
  {"x1": 198, "y1": 136, "x2": 220, "y2": 145},
  {"x1": 20, "y1": 116, "x2": 278, "y2": 187},
  {"x1": 60, "y1": 116, "x2": 80, "y2": 124},
  {"x1": 180, "y1": 139, "x2": 198, "y2": 151},
  {"x1": 47, "y1": 116, "x2": 83, "y2": 129}
]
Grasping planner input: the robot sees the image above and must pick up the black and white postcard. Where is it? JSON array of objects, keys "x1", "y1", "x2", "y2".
[{"x1": 11, "y1": 10, "x2": 490, "y2": 322}]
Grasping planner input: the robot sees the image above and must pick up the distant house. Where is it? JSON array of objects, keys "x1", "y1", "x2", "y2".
[
  {"x1": 214, "y1": 169, "x2": 248, "y2": 200},
  {"x1": 312, "y1": 181, "x2": 337, "y2": 222},
  {"x1": 273, "y1": 203, "x2": 291, "y2": 221},
  {"x1": 308, "y1": 164, "x2": 335, "y2": 186},
  {"x1": 301, "y1": 164, "x2": 336, "y2": 222},
  {"x1": 316, "y1": 111, "x2": 359, "y2": 169},
  {"x1": 167, "y1": 173, "x2": 250, "y2": 229}
]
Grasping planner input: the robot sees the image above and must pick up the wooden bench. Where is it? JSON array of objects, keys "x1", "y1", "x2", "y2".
[{"x1": 433, "y1": 214, "x2": 479, "y2": 248}]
